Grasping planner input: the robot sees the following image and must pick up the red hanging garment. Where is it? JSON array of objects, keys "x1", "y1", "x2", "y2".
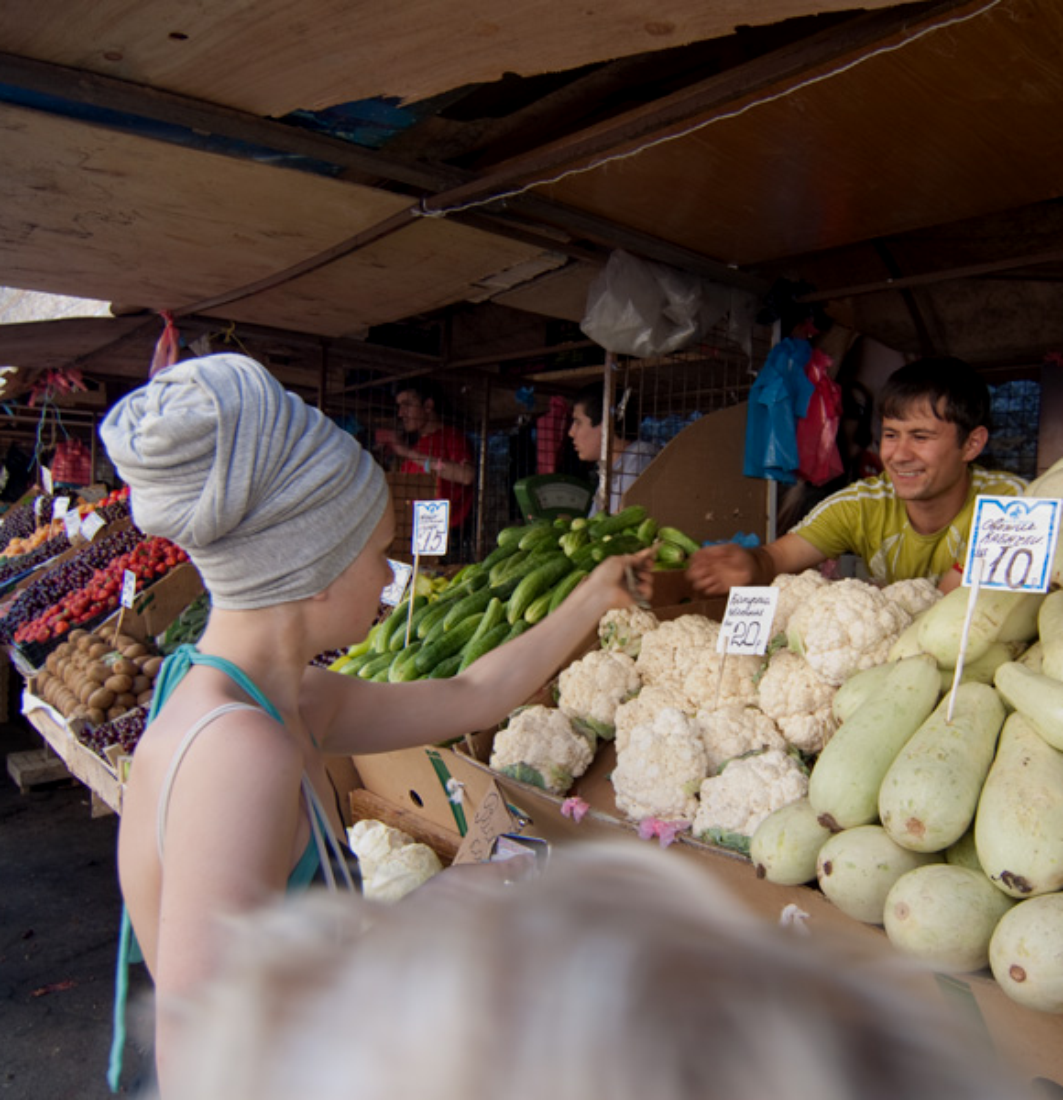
[
  {"x1": 149, "y1": 311, "x2": 180, "y2": 378},
  {"x1": 796, "y1": 349, "x2": 844, "y2": 486},
  {"x1": 536, "y1": 395, "x2": 572, "y2": 474}
]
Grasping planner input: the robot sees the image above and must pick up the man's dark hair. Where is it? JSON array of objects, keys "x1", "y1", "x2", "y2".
[
  {"x1": 393, "y1": 378, "x2": 445, "y2": 412},
  {"x1": 573, "y1": 381, "x2": 639, "y2": 440},
  {"x1": 879, "y1": 357, "x2": 991, "y2": 439}
]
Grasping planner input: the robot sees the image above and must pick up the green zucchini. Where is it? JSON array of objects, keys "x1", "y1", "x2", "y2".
[
  {"x1": 357, "y1": 651, "x2": 396, "y2": 680},
  {"x1": 388, "y1": 597, "x2": 429, "y2": 650},
  {"x1": 470, "y1": 596, "x2": 505, "y2": 642},
  {"x1": 489, "y1": 549, "x2": 530, "y2": 586}
]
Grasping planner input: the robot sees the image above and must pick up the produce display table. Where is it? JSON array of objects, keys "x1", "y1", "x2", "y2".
[{"x1": 19, "y1": 692, "x2": 124, "y2": 815}]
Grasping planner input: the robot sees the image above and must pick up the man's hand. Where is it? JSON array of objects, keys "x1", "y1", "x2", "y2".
[{"x1": 685, "y1": 543, "x2": 759, "y2": 596}]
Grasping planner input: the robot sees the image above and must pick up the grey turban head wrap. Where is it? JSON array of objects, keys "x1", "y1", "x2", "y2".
[{"x1": 99, "y1": 353, "x2": 389, "y2": 610}]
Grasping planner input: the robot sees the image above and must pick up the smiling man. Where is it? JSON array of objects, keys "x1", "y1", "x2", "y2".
[{"x1": 687, "y1": 357, "x2": 1027, "y2": 596}]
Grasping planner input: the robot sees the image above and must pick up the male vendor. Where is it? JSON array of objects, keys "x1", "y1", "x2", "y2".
[{"x1": 687, "y1": 357, "x2": 1026, "y2": 596}]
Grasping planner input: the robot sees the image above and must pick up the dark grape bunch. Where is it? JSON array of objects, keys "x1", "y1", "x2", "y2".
[
  {"x1": 0, "y1": 532, "x2": 72, "y2": 589},
  {"x1": 0, "y1": 526, "x2": 144, "y2": 644},
  {"x1": 0, "y1": 494, "x2": 65, "y2": 541},
  {"x1": 76, "y1": 705, "x2": 149, "y2": 759}
]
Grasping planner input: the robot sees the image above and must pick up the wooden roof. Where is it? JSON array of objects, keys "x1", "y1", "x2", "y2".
[{"x1": 1, "y1": 0, "x2": 1062, "y2": 412}]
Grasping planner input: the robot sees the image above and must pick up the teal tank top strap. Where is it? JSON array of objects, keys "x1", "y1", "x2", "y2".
[
  {"x1": 149, "y1": 643, "x2": 283, "y2": 724},
  {"x1": 109, "y1": 643, "x2": 285, "y2": 1092}
]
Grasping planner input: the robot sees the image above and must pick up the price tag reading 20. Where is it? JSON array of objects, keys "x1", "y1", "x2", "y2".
[
  {"x1": 716, "y1": 586, "x2": 780, "y2": 656},
  {"x1": 412, "y1": 500, "x2": 450, "y2": 558},
  {"x1": 964, "y1": 495, "x2": 1061, "y2": 593}
]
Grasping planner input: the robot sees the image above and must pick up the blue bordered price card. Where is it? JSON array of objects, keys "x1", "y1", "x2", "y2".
[
  {"x1": 381, "y1": 559, "x2": 413, "y2": 607},
  {"x1": 120, "y1": 569, "x2": 137, "y2": 610},
  {"x1": 964, "y1": 494, "x2": 1061, "y2": 592},
  {"x1": 716, "y1": 586, "x2": 779, "y2": 655},
  {"x1": 80, "y1": 511, "x2": 107, "y2": 542},
  {"x1": 412, "y1": 500, "x2": 450, "y2": 557}
]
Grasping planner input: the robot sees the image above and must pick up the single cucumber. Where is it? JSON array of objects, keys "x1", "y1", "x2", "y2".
[
  {"x1": 506, "y1": 555, "x2": 577, "y2": 624},
  {"x1": 523, "y1": 590, "x2": 554, "y2": 625},
  {"x1": 416, "y1": 598, "x2": 457, "y2": 641},
  {"x1": 589, "y1": 504, "x2": 647, "y2": 538},
  {"x1": 443, "y1": 585, "x2": 495, "y2": 630},
  {"x1": 374, "y1": 596, "x2": 424, "y2": 653},
  {"x1": 427, "y1": 653, "x2": 463, "y2": 679},
  {"x1": 558, "y1": 528, "x2": 590, "y2": 558},
  {"x1": 414, "y1": 614, "x2": 484, "y2": 674},
  {"x1": 635, "y1": 516, "x2": 659, "y2": 543},
  {"x1": 470, "y1": 596, "x2": 505, "y2": 642},
  {"x1": 518, "y1": 523, "x2": 561, "y2": 552},
  {"x1": 387, "y1": 641, "x2": 424, "y2": 682},
  {"x1": 504, "y1": 619, "x2": 530, "y2": 642},
  {"x1": 547, "y1": 568, "x2": 587, "y2": 613},
  {"x1": 457, "y1": 622, "x2": 512, "y2": 671},
  {"x1": 357, "y1": 651, "x2": 396, "y2": 680},
  {"x1": 481, "y1": 540, "x2": 521, "y2": 571},
  {"x1": 490, "y1": 549, "x2": 530, "y2": 586},
  {"x1": 654, "y1": 540, "x2": 687, "y2": 567},
  {"x1": 389, "y1": 598, "x2": 430, "y2": 650},
  {"x1": 496, "y1": 524, "x2": 531, "y2": 547},
  {"x1": 590, "y1": 532, "x2": 646, "y2": 561},
  {"x1": 657, "y1": 525, "x2": 701, "y2": 555}
]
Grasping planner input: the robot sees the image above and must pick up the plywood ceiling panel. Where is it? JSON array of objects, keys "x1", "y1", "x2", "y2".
[
  {"x1": 216, "y1": 219, "x2": 554, "y2": 337},
  {"x1": 0, "y1": 0, "x2": 899, "y2": 115},
  {"x1": 537, "y1": 0, "x2": 1063, "y2": 265},
  {"x1": 0, "y1": 104, "x2": 410, "y2": 318},
  {"x1": 492, "y1": 262, "x2": 598, "y2": 323}
]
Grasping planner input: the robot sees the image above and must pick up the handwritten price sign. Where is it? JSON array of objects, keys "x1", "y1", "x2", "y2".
[
  {"x1": 380, "y1": 559, "x2": 413, "y2": 607},
  {"x1": 716, "y1": 587, "x2": 779, "y2": 656},
  {"x1": 965, "y1": 495, "x2": 1061, "y2": 593},
  {"x1": 413, "y1": 500, "x2": 450, "y2": 557}
]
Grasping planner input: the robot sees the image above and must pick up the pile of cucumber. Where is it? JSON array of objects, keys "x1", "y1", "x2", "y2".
[{"x1": 331, "y1": 506, "x2": 699, "y2": 682}]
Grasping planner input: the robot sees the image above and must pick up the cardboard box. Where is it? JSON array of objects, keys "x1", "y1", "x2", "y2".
[
  {"x1": 115, "y1": 562, "x2": 205, "y2": 644},
  {"x1": 622, "y1": 401, "x2": 769, "y2": 546}
]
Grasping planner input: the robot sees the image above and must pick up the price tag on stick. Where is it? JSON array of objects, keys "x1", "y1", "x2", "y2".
[
  {"x1": 63, "y1": 511, "x2": 81, "y2": 540},
  {"x1": 381, "y1": 560, "x2": 412, "y2": 607},
  {"x1": 412, "y1": 500, "x2": 450, "y2": 558},
  {"x1": 714, "y1": 587, "x2": 779, "y2": 709},
  {"x1": 51, "y1": 495, "x2": 69, "y2": 521},
  {"x1": 963, "y1": 494, "x2": 1061, "y2": 593},
  {"x1": 113, "y1": 569, "x2": 137, "y2": 648}
]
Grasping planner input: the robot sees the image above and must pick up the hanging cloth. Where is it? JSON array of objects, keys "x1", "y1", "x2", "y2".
[
  {"x1": 743, "y1": 337, "x2": 815, "y2": 483},
  {"x1": 536, "y1": 395, "x2": 571, "y2": 475},
  {"x1": 796, "y1": 349, "x2": 845, "y2": 486},
  {"x1": 149, "y1": 310, "x2": 180, "y2": 378}
]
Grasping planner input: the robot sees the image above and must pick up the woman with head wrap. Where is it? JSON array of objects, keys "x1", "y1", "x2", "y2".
[{"x1": 100, "y1": 354, "x2": 653, "y2": 1095}]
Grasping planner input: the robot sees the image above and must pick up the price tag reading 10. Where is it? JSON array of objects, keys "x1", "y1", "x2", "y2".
[
  {"x1": 716, "y1": 586, "x2": 780, "y2": 656},
  {"x1": 964, "y1": 495, "x2": 1061, "y2": 592},
  {"x1": 412, "y1": 500, "x2": 450, "y2": 558}
]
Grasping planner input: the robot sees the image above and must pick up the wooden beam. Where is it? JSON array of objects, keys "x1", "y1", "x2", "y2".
[
  {"x1": 417, "y1": 0, "x2": 983, "y2": 215},
  {"x1": 799, "y1": 247, "x2": 1063, "y2": 302}
]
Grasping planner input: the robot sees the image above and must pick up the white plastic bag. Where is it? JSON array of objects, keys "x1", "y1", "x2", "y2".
[{"x1": 580, "y1": 250, "x2": 731, "y2": 358}]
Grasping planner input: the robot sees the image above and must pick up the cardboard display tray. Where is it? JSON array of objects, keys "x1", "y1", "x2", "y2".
[{"x1": 21, "y1": 692, "x2": 123, "y2": 815}]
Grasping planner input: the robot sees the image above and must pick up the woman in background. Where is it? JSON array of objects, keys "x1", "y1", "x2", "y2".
[{"x1": 568, "y1": 381, "x2": 658, "y2": 515}]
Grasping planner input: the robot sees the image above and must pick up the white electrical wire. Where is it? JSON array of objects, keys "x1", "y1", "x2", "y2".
[{"x1": 416, "y1": 0, "x2": 1005, "y2": 221}]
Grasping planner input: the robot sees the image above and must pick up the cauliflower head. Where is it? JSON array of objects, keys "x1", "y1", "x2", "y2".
[
  {"x1": 346, "y1": 820, "x2": 444, "y2": 903},
  {"x1": 558, "y1": 649, "x2": 641, "y2": 739},
  {"x1": 756, "y1": 649, "x2": 838, "y2": 754},
  {"x1": 614, "y1": 683, "x2": 695, "y2": 752},
  {"x1": 489, "y1": 705, "x2": 595, "y2": 794},
  {"x1": 882, "y1": 577, "x2": 943, "y2": 618},
  {"x1": 598, "y1": 606, "x2": 660, "y2": 657},
  {"x1": 611, "y1": 706, "x2": 708, "y2": 823},
  {"x1": 681, "y1": 647, "x2": 762, "y2": 711},
  {"x1": 693, "y1": 749, "x2": 809, "y2": 850},
  {"x1": 770, "y1": 569, "x2": 830, "y2": 637},
  {"x1": 635, "y1": 614, "x2": 718, "y2": 688},
  {"x1": 786, "y1": 578, "x2": 912, "y2": 686},
  {"x1": 694, "y1": 703, "x2": 786, "y2": 774}
]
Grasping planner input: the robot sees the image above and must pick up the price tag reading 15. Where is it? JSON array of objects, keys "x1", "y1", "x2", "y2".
[
  {"x1": 964, "y1": 495, "x2": 1061, "y2": 593},
  {"x1": 716, "y1": 586, "x2": 780, "y2": 656},
  {"x1": 412, "y1": 500, "x2": 450, "y2": 558}
]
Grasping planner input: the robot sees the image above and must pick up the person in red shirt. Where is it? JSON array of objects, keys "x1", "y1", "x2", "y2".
[{"x1": 377, "y1": 381, "x2": 476, "y2": 556}]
